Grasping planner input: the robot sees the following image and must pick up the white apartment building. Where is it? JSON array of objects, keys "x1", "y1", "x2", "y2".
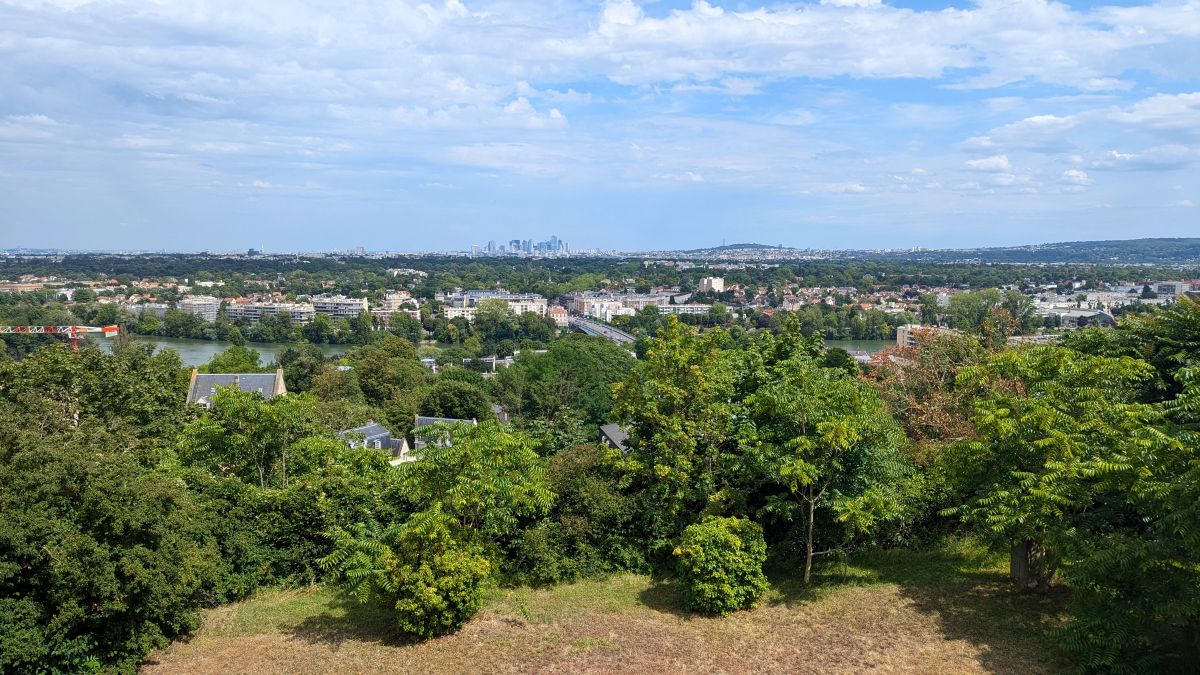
[
  {"x1": 621, "y1": 295, "x2": 670, "y2": 311},
  {"x1": 225, "y1": 301, "x2": 315, "y2": 324},
  {"x1": 588, "y1": 304, "x2": 635, "y2": 322},
  {"x1": 440, "y1": 290, "x2": 548, "y2": 322},
  {"x1": 698, "y1": 277, "x2": 725, "y2": 294},
  {"x1": 660, "y1": 304, "x2": 713, "y2": 315},
  {"x1": 313, "y1": 294, "x2": 369, "y2": 318},
  {"x1": 896, "y1": 324, "x2": 958, "y2": 349},
  {"x1": 178, "y1": 295, "x2": 221, "y2": 323}
]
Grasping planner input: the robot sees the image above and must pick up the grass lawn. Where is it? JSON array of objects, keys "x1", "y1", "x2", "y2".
[{"x1": 143, "y1": 539, "x2": 1072, "y2": 674}]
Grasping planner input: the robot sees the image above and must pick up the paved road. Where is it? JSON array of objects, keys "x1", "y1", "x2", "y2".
[{"x1": 568, "y1": 316, "x2": 636, "y2": 345}]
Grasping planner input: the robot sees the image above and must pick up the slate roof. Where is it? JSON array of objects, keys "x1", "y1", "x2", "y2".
[
  {"x1": 600, "y1": 423, "x2": 629, "y2": 452},
  {"x1": 187, "y1": 369, "x2": 287, "y2": 406}
]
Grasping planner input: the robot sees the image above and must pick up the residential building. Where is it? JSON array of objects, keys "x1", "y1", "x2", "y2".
[
  {"x1": 179, "y1": 295, "x2": 221, "y2": 322},
  {"x1": 1155, "y1": 281, "x2": 1194, "y2": 297},
  {"x1": 1054, "y1": 309, "x2": 1116, "y2": 329},
  {"x1": 660, "y1": 303, "x2": 713, "y2": 315},
  {"x1": 225, "y1": 300, "x2": 315, "y2": 324},
  {"x1": 186, "y1": 368, "x2": 287, "y2": 408},
  {"x1": 413, "y1": 415, "x2": 478, "y2": 450},
  {"x1": 620, "y1": 294, "x2": 669, "y2": 311},
  {"x1": 698, "y1": 276, "x2": 725, "y2": 294},
  {"x1": 440, "y1": 290, "x2": 547, "y2": 321},
  {"x1": 896, "y1": 324, "x2": 959, "y2": 349},
  {"x1": 134, "y1": 302, "x2": 168, "y2": 319},
  {"x1": 600, "y1": 423, "x2": 629, "y2": 452},
  {"x1": 548, "y1": 305, "x2": 569, "y2": 327},
  {"x1": 313, "y1": 294, "x2": 369, "y2": 318},
  {"x1": 339, "y1": 422, "x2": 412, "y2": 464}
]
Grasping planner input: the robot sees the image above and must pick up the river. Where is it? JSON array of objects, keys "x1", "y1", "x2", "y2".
[
  {"x1": 89, "y1": 335, "x2": 349, "y2": 367},
  {"x1": 825, "y1": 339, "x2": 891, "y2": 354},
  {"x1": 87, "y1": 335, "x2": 891, "y2": 367}
]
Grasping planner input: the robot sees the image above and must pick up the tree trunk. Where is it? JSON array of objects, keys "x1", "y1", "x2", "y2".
[
  {"x1": 804, "y1": 492, "x2": 815, "y2": 585},
  {"x1": 1010, "y1": 539, "x2": 1046, "y2": 591}
]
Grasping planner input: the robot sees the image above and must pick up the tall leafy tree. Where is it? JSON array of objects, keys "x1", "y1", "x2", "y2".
[
  {"x1": 612, "y1": 318, "x2": 734, "y2": 555},
  {"x1": 744, "y1": 354, "x2": 910, "y2": 583}
]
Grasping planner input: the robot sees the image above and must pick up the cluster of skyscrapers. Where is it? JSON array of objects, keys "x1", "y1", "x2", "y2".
[{"x1": 471, "y1": 236, "x2": 569, "y2": 257}]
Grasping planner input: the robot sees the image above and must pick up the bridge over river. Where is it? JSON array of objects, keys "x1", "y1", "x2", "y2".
[{"x1": 568, "y1": 316, "x2": 636, "y2": 345}]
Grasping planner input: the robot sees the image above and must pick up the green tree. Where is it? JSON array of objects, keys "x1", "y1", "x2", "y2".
[
  {"x1": 612, "y1": 318, "x2": 734, "y2": 555},
  {"x1": 199, "y1": 345, "x2": 264, "y2": 373},
  {"x1": 421, "y1": 379, "x2": 491, "y2": 421},
  {"x1": 400, "y1": 421, "x2": 553, "y2": 537},
  {"x1": 673, "y1": 516, "x2": 769, "y2": 615},
  {"x1": 178, "y1": 390, "x2": 324, "y2": 489},
  {"x1": 0, "y1": 412, "x2": 219, "y2": 672},
  {"x1": 745, "y1": 353, "x2": 909, "y2": 584}
]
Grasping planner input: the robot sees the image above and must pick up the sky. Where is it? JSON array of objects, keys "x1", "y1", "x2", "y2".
[{"x1": 0, "y1": 0, "x2": 1198, "y2": 252}]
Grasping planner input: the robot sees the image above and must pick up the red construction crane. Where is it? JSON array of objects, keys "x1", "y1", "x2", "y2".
[{"x1": 0, "y1": 325, "x2": 121, "y2": 351}]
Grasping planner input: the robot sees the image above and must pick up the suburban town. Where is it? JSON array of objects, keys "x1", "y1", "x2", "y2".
[{"x1": 4, "y1": 0, "x2": 1200, "y2": 670}]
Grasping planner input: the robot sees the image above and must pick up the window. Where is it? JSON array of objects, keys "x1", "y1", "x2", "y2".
[{"x1": 373, "y1": 440, "x2": 381, "y2": 449}]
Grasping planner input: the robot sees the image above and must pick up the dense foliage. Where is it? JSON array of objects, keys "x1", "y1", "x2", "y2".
[
  {"x1": 2, "y1": 278, "x2": 1198, "y2": 671},
  {"x1": 673, "y1": 517, "x2": 769, "y2": 615}
]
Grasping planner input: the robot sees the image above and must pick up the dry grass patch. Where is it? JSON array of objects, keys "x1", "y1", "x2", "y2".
[{"x1": 144, "y1": 540, "x2": 1072, "y2": 674}]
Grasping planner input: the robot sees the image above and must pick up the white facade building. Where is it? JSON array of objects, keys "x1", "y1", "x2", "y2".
[
  {"x1": 313, "y1": 294, "x2": 369, "y2": 318},
  {"x1": 225, "y1": 301, "x2": 315, "y2": 324},
  {"x1": 178, "y1": 295, "x2": 221, "y2": 323},
  {"x1": 698, "y1": 277, "x2": 725, "y2": 294},
  {"x1": 440, "y1": 290, "x2": 547, "y2": 322}
]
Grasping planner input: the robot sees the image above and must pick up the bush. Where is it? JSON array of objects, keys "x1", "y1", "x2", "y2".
[
  {"x1": 391, "y1": 541, "x2": 492, "y2": 639},
  {"x1": 507, "y1": 444, "x2": 645, "y2": 585},
  {"x1": 0, "y1": 441, "x2": 219, "y2": 673},
  {"x1": 673, "y1": 517, "x2": 769, "y2": 615},
  {"x1": 322, "y1": 509, "x2": 493, "y2": 640}
]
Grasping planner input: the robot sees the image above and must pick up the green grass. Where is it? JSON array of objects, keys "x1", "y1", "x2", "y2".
[{"x1": 147, "y1": 539, "x2": 1073, "y2": 674}]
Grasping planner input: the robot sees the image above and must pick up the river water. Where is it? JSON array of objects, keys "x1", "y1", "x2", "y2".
[
  {"x1": 87, "y1": 335, "x2": 891, "y2": 367},
  {"x1": 89, "y1": 335, "x2": 348, "y2": 367}
]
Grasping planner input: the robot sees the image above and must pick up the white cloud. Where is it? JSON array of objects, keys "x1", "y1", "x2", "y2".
[
  {"x1": 819, "y1": 181, "x2": 870, "y2": 193},
  {"x1": 657, "y1": 171, "x2": 705, "y2": 183},
  {"x1": 1176, "y1": 199, "x2": 1196, "y2": 207},
  {"x1": 1060, "y1": 169, "x2": 1091, "y2": 186},
  {"x1": 965, "y1": 155, "x2": 1012, "y2": 172}
]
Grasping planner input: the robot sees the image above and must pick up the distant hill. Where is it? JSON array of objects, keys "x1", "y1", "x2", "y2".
[{"x1": 672, "y1": 238, "x2": 1200, "y2": 265}]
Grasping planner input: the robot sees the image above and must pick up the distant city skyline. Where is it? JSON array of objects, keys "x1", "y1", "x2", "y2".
[{"x1": 1, "y1": 0, "x2": 1198, "y2": 251}]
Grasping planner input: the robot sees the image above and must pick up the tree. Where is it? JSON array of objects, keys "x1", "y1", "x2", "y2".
[
  {"x1": 0, "y1": 414, "x2": 219, "y2": 672},
  {"x1": 492, "y1": 334, "x2": 635, "y2": 425},
  {"x1": 200, "y1": 345, "x2": 264, "y2": 373},
  {"x1": 323, "y1": 422, "x2": 552, "y2": 638},
  {"x1": 178, "y1": 390, "x2": 324, "y2": 489},
  {"x1": 302, "y1": 313, "x2": 336, "y2": 344},
  {"x1": 612, "y1": 318, "x2": 734, "y2": 555},
  {"x1": 947, "y1": 347, "x2": 1168, "y2": 587},
  {"x1": 321, "y1": 510, "x2": 492, "y2": 639},
  {"x1": 276, "y1": 344, "x2": 328, "y2": 393},
  {"x1": 390, "y1": 312, "x2": 424, "y2": 344},
  {"x1": 745, "y1": 353, "x2": 909, "y2": 584},
  {"x1": 400, "y1": 421, "x2": 553, "y2": 537},
  {"x1": 421, "y1": 379, "x2": 491, "y2": 421}
]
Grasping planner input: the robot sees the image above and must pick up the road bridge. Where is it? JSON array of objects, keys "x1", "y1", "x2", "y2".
[{"x1": 568, "y1": 316, "x2": 636, "y2": 345}]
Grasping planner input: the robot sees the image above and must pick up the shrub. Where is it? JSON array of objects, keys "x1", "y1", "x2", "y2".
[
  {"x1": 391, "y1": 541, "x2": 492, "y2": 639},
  {"x1": 673, "y1": 517, "x2": 769, "y2": 615},
  {"x1": 507, "y1": 444, "x2": 644, "y2": 585},
  {"x1": 322, "y1": 509, "x2": 493, "y2": 640}
]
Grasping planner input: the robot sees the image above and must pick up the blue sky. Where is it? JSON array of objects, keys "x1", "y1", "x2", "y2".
[{"x1": 0, "y1": 0, "x2": 1197, "y2": 252}]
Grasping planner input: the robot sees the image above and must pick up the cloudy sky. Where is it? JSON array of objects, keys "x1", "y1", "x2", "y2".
[{"x1": 1, "y1": 0, "x2": 1198, "y2": 251}]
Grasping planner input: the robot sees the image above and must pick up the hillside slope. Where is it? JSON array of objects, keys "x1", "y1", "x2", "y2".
[{"x1": 144, "y1": 541, "x2": 1071, "y2": 674}]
